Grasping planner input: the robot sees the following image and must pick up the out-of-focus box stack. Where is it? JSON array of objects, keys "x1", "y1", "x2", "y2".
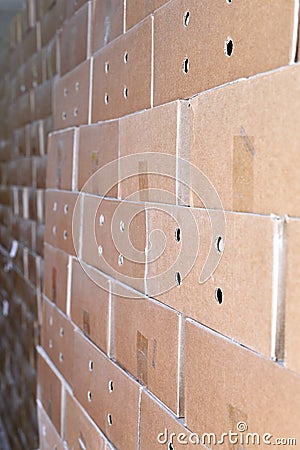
[
  {"x1": 1, "y1": 0, "x2": 300, "y2": 449},
  {"x1": 0, "y1": 0, "x2": 70, "y2": 448}
]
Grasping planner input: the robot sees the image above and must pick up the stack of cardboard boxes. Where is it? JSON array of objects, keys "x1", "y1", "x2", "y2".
[{"x1": 1, "y1": 0, "x2": 300, "y2": 449}]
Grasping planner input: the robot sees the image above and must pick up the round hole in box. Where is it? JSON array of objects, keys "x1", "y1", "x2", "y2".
[
  {"x1": 175, "y1": 272, "x2": 181, "y2": 286},
  {"x1": 215, "y1": 236, "x2": 224, "y2": 253},
  {"x1": 107, "y1": 414, "x2": 113, "y2": 426},
  {"x1": 108, "y1": 380, "x2": 114, "y2": 392},
  {"x1": 183, "y1": 10, "x2": 190, "y2": 27},
  {"x1": 224, "y1": 38, "x2": 234, "y2": 57},
  {"x1": 215, "y1": 287, "x2": 223, "y2": 304},
  {"x1": 182, "y1": 58, "x2": 189, "y2": 74},
  {"x1": 175, "y1": 227, "x2": 181, "y2": 242}
]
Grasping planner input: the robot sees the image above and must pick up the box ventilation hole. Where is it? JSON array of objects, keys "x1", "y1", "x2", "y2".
[
  {"x1": 104, "y1": 93, "x2": 109, "y2": 105},
  {"x1": 123, "y1": 87, "x2": 128, "y2": 99},
  {"x1": 74, "y1": 107, "x2": 78, "y2": 117},
  {"x1": 64, "y1": 88, "x2": 68, "y2": 97},
  {"x1": 215, "y1": 287, "x2": 223, "y2": 304},
  {"x1": 175, "y1": 227, "x2": 181, "y2": 242},
  {"x1": 98, "y1": 245, "x2": 103, "y2": 256},
  {"x1": 118, "y1": 254, "x2": 124, "y2": 266},
  {"x1": 108, "y1": 380, "x2": 114, "y2": 392},
  {"x1": 168, "y1": 443, "x2": 174, "y2": 450},
  {"x1": 87, "y1": 391, "x2": 92, "y2": 402},
  {"x1": 183, "y1": 10, "x2": 190, "y2": 27},
  {"x1": 63, "y1": 230, "x2": 68, "y2": 240},
  {"x1": 64, "y1": 204, "x2": 68, "y2": 214},
  {"x1": 53, "y1": 201, "x2": 57, "y2": 211},
  {"x1": 89, "y1": 360, "x2": 94, "y2": 371},
  {"x1": 124, "y1": 51, "x2": 128, "y2": 63},
  {"x1": 215, "y1": 236, "x2": 224, "y2": 253},
  {"x1": 175, "y1": 272, "x2": 182, "y2": 286},
  {"x1": 120, "y1": 220, "x2": 125, "y2": 232},
  {"x1": 182, "y1": 58, "x2": 189, "y2": 74},
  {"x1": 107, "y1": 414, "x2": 113, "y2": 426},
  {"x1": 59, "y1": 327, "x2": 64, "y2": 337},
  {"x1": 105, "y1": 62, "x2": 109, "y2": 74},
  {"x1": 224, "y1": 38, "x2": 233, "y2": 57},
  {"x1": 75, "y1": 81, "x2": 80, "y2": 91}
]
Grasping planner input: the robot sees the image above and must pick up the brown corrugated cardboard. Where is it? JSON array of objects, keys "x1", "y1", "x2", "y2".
[
  {"x1": 41, "y1": 0, "x2": 67, "y2": 47},
  {"x1": 126, "y1": 0, "x2": 167, "y2": 30},
  {"x1": 73, "y1": 330, "x2": 140, "y2": 450},
  {"x1": 67, "y1": 0, "x2": 89, "y2": 18},
  {"x1": 91, "y1": 0, "x2": 124, "y2": 54},
  {"x1": 154, "y1": 0, "x2": 297, "y2": 106},
  {"x1": 185, "y1": 319, "x2": 300, "y2": 448},
  {"x1": 44, "y1": 35, "x2": 60, "y2": 81},
  {"x1": 37, "y1": 402, "x2": 65, "y2": 450},
  {"x1": 78, "y1": 121, "x2": 118, "y2": 197},
  {"x1": 92, "y1": 17, "x2": 152, "y2": 122},
  {"x1": 34, "y1": 79, "x2": 53, "y2": 121},
  {"x1": 112, "y1": 281, "x2": 183, "y2": 416},
  {"x1": 37, "y1": 349, "x2": 62, "y2": 434},
  {"x1": 119, "y1": 100, "x2": 189, "y2": 203},
  {"x1": 53, "y1": 58, "x2": 92, "y2": 130},
  {"x1": 81, "y1": 196, "x2": 146, "y2": 293},
  {"x1": 140, "y1": 390, "x2": 203, "y2": 450},
  {"x1": 146, "y1": 204, "x2": 275, "y2": 358},
  {"x1": 185, "y1": 64, "x2": 300, "y2": 216},
  {"x1": 71, "y1": 259, "x2": 110, "y2": 354},
  {"x1": 46, "y1": 128, "x2": 76, "y2": 190},
  {"x1": 41, "y1": 297, "x2": 74, "y2": 386},
  {"x1": 43, "y1": 244, "x2": 69, "y2": 312},
  {"x1": 60, "y1": 2, "x2": 91, "y2": 76},
  {"x1": 64, "y1": 390, "x2": 106, "y2": 450},
  {"x1": 285, "y1": 218, "x2": 300, "y2": 374},
  {"x1": 45, "y1": 190, "x2": 79, "y2": 255}
]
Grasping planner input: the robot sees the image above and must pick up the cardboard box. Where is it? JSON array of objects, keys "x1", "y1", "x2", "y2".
[
  {"x1": 43, "y1": 243, "x2": 69, "y2": 313},
  {"x1": 67, "y1": 0, "x2": 89, "y2": 18},
  {"x1": 140, "y1": 390, "x2": 200, "y2": 450},
  {"x1": 285, "y1": 218, "x2": 300, "y2": 374},
  {"x1": 43, "y1": 35, "x2": 60, "y2": 81},
  {"x1": 73, "y1": 330, "x2": 140, "y2": 450},
  {"x1": 78, "y1": 121, "x2": 118, "y2": 197},
  {"x1": 70, "y1": 259, "x2": 110, "y2": 354},
  {"x1": 92, "y1": 17, "x2": 152, "y2": 122},
  {"x1": 119, "y1": 100, "x2": 189, "y2": 203},
  {"x1": 21, "y1": 23, "x2": 41, "y2": 61},
  {"x1": 126, "y1": 0, "x2": 167, "y2": 30},
  {"x1": 64, "y1": 389, "x2": 107, "y2": 449},
  {"x1": 44, "y1": 190, "x2": 79, "y2": 255},
  {"x1": 35, "y1": 155, "x2": 48, "y2": 189},
  {"x1": 53, "y1": 58, "x2": 92, "y2": 130},
  {"x1": 146, "y1": 204, "x2": 275, "y2": 358},
  {"x1": 60, "y1": 2, "x2": 91, "y2": 76},
  {"x1": 47, "y1": 128, "x2": 76, "y2": 190},
  {"x1": 184, "y1": 64, "x2": 300, "y2": 216},
  {"x1": 37, "y1": 402, "x2": 65, "y2": 450},
  {"x1": 37, "y1": 348, "x2": 62, "y2": 435},
  {"x1": 91, "y1": 0, "x2": 124, "y2": 54},
  {"x1": 34, "y1": 79, "x2": 53, "y2": 121},
  {"x1": 41, "y1": 297, "x2": 74, "y2": 386},
  {"x1": 153, "y1": 0, "x2": 297, "y2": 106},
  {"x1": 41, "y1": 0, "x2": 67, "y2": 47},
  {"x1": 112, "y1": 281, "x2": 183, "y2": 416},
  {"x1": 185, "y1": 320, "x2": 300, "y2": 448},
  {"x1": 81, "y1": 196, "x2": 146, "y2": 293}
]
